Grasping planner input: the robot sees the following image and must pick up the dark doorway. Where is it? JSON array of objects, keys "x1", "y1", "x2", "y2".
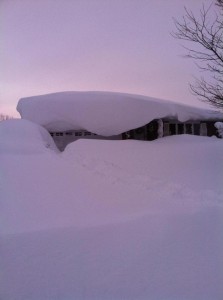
[
  {"x1": 177, "y1": 123, "x2": 184, "y2": 134},
  {"x1": 123, "y1": 121, "x2": 159, "y2": 141},
  {"x1": 194, "y1": 124, "x2": 200, "y2": 135},
  {"x1": 146, "y1": 120, "x2": 158, "y2": 141},
  {"x1": 206, "y1": 122, "x2": 217, "y2": 137},
  {"x1": 169, "y1": 124, "x2": 176, "y2": 135},
  {"x1": 134, "y1": 126, "x2": 146, "y2": 140}
]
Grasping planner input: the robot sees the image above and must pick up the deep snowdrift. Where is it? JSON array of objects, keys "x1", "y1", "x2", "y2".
[
  {"x1": 0, "y1": 119, "x2": 58, "y2": 154},
  {"x1": 1, "y1": 122, "x2": 223, "y2": 300},
  {"x1": 17, "y1": 91, "x2": 223, "y2": 135}
]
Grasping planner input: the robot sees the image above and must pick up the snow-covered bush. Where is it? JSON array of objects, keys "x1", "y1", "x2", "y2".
[{"x1": 214, "y1": 122, "x2": 223, "y2": 138}]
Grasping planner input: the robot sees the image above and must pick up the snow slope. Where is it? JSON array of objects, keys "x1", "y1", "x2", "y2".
[
  {"x1": 0, "y1": 119, "x2": 58, "y2": 154},
  {"x1": 17, "y1": 91, "x2": 223, "y2": 135},
  {"x1": 1, "y1": 120, "x2": 223, "y2": 300}
]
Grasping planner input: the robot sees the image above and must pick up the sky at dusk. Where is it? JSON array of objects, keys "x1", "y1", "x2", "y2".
[{"x1": 1, "y1": 0, "x2": 214, "y2": 117}]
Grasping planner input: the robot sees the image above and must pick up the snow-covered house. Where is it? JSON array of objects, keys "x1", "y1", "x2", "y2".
[{"x1": 17, "y1": 91, "x2": 223, "y2": 150}]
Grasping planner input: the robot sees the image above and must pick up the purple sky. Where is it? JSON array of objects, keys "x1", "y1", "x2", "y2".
[{"x1": 1, "y1": 0, "x2": 213, "y2": 116}]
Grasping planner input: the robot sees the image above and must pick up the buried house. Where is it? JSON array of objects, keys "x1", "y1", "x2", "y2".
[{"x1": 17, "y1": 91, "x2": 223, "y2": 151}]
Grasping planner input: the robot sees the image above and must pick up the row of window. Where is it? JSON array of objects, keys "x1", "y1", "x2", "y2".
[
  {"x1": 50, "y1": 122, "x2": 209, "y2": 139},
  {"x1": 50, "y1": 131, "x2": 97, "y2": 137},
  {"x1": 163, "y1": 122, "x2": 207, "y2": 136}
]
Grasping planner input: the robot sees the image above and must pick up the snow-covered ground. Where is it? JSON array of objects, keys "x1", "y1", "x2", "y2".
[{"x1": 1, "y1": 119, "x2": 223, "y2": 300}]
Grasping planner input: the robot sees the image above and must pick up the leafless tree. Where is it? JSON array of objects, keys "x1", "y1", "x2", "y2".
[
  {"x1": 216, "y1": 0, "x2": 223, "y2": 8},
  {"x1": 172, "y1": 0, "x2": 223, "y2": 110}
]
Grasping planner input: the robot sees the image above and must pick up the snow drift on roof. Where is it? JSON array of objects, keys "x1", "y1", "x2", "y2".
[{"x1": 17, "y1": 91, "x2": 223, "y2": 136}]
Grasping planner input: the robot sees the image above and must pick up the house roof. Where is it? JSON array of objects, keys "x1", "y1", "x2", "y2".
[{"x1": 17, "y1": 91, "x2": 223, "y2": 136}]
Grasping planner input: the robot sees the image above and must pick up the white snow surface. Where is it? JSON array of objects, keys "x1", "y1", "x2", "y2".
[
  {"x1": 215, "y1": 121, "x2": 223, "y2": 137},
  {"x1": 1, "y1": 120, "x2": 223, "y2": 300},
  {"x1": 17, "y1": 91, "x2": 223, "y2": 135},
  {"x1": 0, "y1": 119, "x2": 58, "y2": 154}
]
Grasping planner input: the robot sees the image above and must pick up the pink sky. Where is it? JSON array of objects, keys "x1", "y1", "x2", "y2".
[{"x1": 0, "y1": 0, "x2": 213, "y2": 117}]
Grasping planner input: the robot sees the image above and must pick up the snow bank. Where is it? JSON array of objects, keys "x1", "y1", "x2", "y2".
[
  {"x1": 0, "y1": 119, "x2": 58, "y2": 154},
  {"x1": 17, "y1": 91, "x2": 223, "y2": 135},
  {"x1": 1, "y1": 135, "x2": 223, "y2": 299},
  {"x1": 1, "y1": 210, "x2": 223, "y2": 300}
]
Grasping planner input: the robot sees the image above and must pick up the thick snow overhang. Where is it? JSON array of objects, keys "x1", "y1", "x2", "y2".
[{"x1": 17, "y1": 91, "x2": 223, "y2": 136}]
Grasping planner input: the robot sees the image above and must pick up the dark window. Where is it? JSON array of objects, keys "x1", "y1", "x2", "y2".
[
  {"x1": 146, "y1": 121, "x2": 158, "y2": 141},
  {"x1": 207, "y1": 122, "x2": 217, "y2": 137},
  {"x1": 134, "y1": 126, "x2": 146, "y2": 140},
  {"x1": 130, "y1": 130, "x2": 135, "y2": 138},
  {"x1": 122, "y1": 132, "x2": 129, "y2": 139},
  {"x1": 185, "y1": 124, "x2": 192, "y2": 134},
  {"x1": 56, "y1": 132, "x2": 63, "y2": 136},
  {"x1": 169, "y1": 124, "x2": 176, "y2": 135},
  {"x1": 177, "y1": 124, "x2": 184, "y2": 134},
  {"x1": 75, "y1": 132, "x2": 82, "y2": 136},
  {"x1": 65, "y1": 132, "x2": 73, "y2": 136},
  {"x1": 84, "y1": 131, "x2": 92, "y2": 136},
  {"x1": 194, "y1": 124, "x2": 200, "y2": 135}
]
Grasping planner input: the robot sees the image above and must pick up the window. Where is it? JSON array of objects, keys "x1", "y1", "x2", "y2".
[
  {"x1": 200, "y1": 123, "x2": 207, "y2": 136},
  {"x1": 177, "y1": 124, "x2": 184, "y2": 134},
  {"x1": 84, "y1": 131, "x2": 92, "y2": 136},
  {"x1": 169, "y1": 124, "x2": 176, "y2": 135},
  {"x1": 75, "y1": 132, "x2": 82, "y2": 136},
  {"x1": 185, "y1": 124, "x2": 192, "y2": 134},
  {"x1": 56, "y1": 132, "x2": 63, "y2": 136},
  {"x1": 163, "y1": 123, "x2": 169, "y2": 136},
  {"x1": 194, "y1": 124, "x2": 200, "y2": 135}
]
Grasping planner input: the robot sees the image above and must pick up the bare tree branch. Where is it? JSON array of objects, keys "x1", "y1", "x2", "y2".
[{"x1": 172, "y1": 1, "x2": 223, "y2": 110}]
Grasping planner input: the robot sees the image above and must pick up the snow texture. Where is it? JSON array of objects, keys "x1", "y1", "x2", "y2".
[
  {"x1": 17, "y1": 91, "x2": 223, "y2": 135},
  {"x1": 0, "y1": 119, "x2": 58, "y2": 154},
  {"x1": 215, "y1": 121, "x2": 223, "y2": 137},
  {"x1": 1, "y1": 119, "x2": 223, "y2": 300}
]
